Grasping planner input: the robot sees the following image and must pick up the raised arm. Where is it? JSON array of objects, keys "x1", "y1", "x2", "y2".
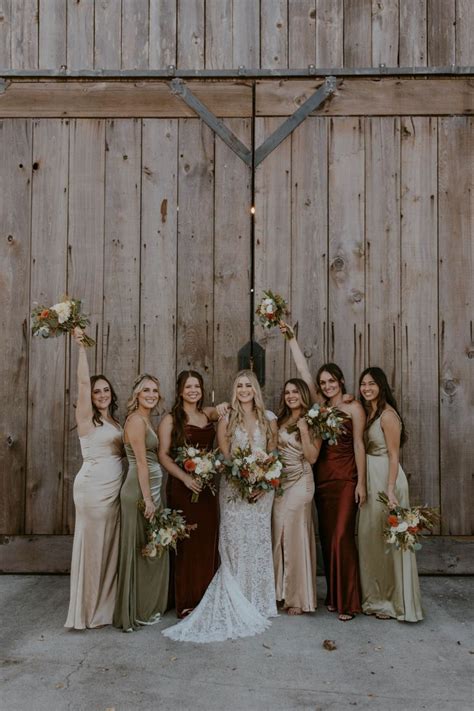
[
  {"x1": 157, "y1": 415, "x2": 202, "y2": 495},
  {"x1": 73, "y1": 327, "x2": 93, "y2": 436},
  {"x1": 380, "y1": 410, "x2": 402, "y2": 508},
  {"x1": 125, "y1": 415, "x2": 155, "y2": 520},
  {"x1": 279, "y1": 321, "x2": 319, "y2": 403},
  {"x1": 350, "y1": 402, "x2": 367, "y2": 507}
]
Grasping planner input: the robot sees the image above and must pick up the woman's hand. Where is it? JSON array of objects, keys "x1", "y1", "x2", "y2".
[
  {"x1": 143, "y1": 497, "x2": 156, "y2": 520},
  {"x1": 216, "y1": 402, "x2": 230, "y2": 419},
  {"x1": 387, "y1": 488, "x2": 398, "y2": 508},
  {"x1": 73, "y1": 326, "x2": 86, "y2": 347},
  {"x1": 249, "y1": 489, "x2": 265, "y2": 502},
  {"x1": 342, "y1": 393, "x2": 354, "y2": 404},
  {"x1": 296, "y1": 417, "x2": 310, "y2": 437},
  {"x1": 355, "y1": 482, "x2": 367, "y2": 507},
  {"x1": 184, "y1": 474, "x2": 202, "y2": 495},
  {"x1": 278, "y1": 320, "x2": 295, "y2": 339}
]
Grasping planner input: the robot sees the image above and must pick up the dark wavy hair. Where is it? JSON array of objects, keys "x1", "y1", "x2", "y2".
[
  {"x1": 171, "y1": 370, "x2": 204, "y2": 449},
  {"x1": 315, "y1": 363, "x2": 346, "y2": 398},
  {"x1": 359, "y1": 367, "x2": 407, "y2": 445},
  {"x1": 90, "y1": 374, "x2": 119, "y2": 427},
  {"x1": 277, "y1": 378, "x2": 312, "y2": 431}
]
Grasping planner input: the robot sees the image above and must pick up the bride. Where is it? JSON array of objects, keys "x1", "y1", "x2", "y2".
[{"x1": 163, "y1": 370, "x2": 278, "y2": 643}]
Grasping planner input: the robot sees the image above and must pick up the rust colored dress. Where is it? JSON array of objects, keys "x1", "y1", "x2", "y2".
[
  {"x1": 314, "y1": 417, "x2": 362, "y2": 615},
  {"x1": 166, "y1": 421, "x2": 219, "y2": 618}
]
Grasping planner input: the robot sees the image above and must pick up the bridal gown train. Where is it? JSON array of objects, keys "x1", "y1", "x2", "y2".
[{"x1": 163, "y1": 413, "x2": 278, "y2": 643}]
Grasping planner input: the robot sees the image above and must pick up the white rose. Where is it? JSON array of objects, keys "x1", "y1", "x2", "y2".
[
  {"x1": 396, "y1": 521, "x2": 408, "y2": 533},
  {"x1": 37, "y1": 326, "x2": 50, "y2": 338},
  {"x1": 265, "y1": 304, "x2": 274, "y2": 314},
  {"x1": 52, "y1": 300, "x2": 72, "y2": 324},
  {"x1": 263, "y1": 298, "x2": 273, "y2": 306},
  {"x1": 187, "y1": 447, "x2": 197, "y2": 457},
  {"x1": 308, "y1": 408, "x2": 318, "y2": 418},
  {"x1": 159, "y1": 528, "x2": 173, "y2": 546}
]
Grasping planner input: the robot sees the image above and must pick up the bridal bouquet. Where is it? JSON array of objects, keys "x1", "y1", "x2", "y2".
[
  {"x1": 138, "y1": 504, "x2": 197, "y2": 558},
  {"x1": 31, "y1": 297, "x2": 95, "y2": 347},
  {"x1": 255, "y1": 290, "x2": 290, "y2": 335},
  {"x1": 377, "y1": 492, "x2": 440, "y2": 552},
  {"x1": 287, "y1": 403, "x2": 345, "y2": 445},
  {"x1": 174, "y1": 444, "x2": 222, "y2": 503},
  {"x1": 224, "y1": 446, "x2": 284, "y2": 502}
]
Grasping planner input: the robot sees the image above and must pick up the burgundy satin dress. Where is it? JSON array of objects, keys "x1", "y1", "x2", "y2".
[
  {"x1": 166, "y1": 421, "x2": 219, "y2": 618},
  {"x1": 314, "y1": 417, "x2": 362, "y2": 615}
]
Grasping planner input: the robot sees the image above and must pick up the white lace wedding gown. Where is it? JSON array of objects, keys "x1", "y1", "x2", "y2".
[{"x1": 162, "y1": 413, "x2": 278, "y2": 643}]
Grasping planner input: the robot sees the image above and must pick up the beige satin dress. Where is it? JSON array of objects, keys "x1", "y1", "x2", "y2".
[
  {"x1": 65, "y1": 420, "x2": 124, "y2": 629},
  {"x1": 358, "y1": 415, "x2": 423, "y2": 622},
  {"x1": 272, "y1": 427, "x2": 317, "y2": 612}
]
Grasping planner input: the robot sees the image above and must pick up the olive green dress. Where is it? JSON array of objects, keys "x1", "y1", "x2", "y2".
[
  {"x1": 358, "y1": 414, "x2": 423, "y2": 622},
  {"x1": 113, "y1": 423, "x2": 169, "y2": 631}
]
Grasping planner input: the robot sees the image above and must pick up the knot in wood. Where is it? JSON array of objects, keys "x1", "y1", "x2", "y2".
[
  {"x1": 331, "y1": 257, "x2": 345, "y2": 271},
  {"x1": 350, "y1": 290, "x2": 363, "y2": 303},
  {"x1": 6, "y1": 435, "x2": 14, "y2": 448},
  {"x1": 443, "y1": 379, "x2": 457, "y2": 395},
  {"x1": 467, "y1": 349, "x2": 474, "y2": 360}
]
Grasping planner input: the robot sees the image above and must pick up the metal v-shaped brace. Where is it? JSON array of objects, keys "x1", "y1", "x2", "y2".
[{"x1": 169, "y1": 77, "x2": 336, "y2": 167}]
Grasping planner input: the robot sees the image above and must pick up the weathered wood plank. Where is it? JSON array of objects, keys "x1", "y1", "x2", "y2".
[
  {"x1": 26, "y1": 119, "x2": 69, "y2": 534},
  {"x1": 371, "y1": 0, "x2": 399, "y2": 67},
  {"x1": 94, "y1": 0, "x2": 121, "y2": 69},
  {"x1": 149, "y1": 0, "x2": 177, "y2": 69},
  {"x1": 289, "y1": 0, "x2": 316, "y2": 68},
  {"x1": 416, "y1": 537, "x2": 474, "y2": 575},
  {"x1": 364, "y1": 117, "x2": 401, "y2": 399},
  {"x1": 316, "y1": 0, "x2": 343, "y2": 68},
  {"x1": 38, "y1": 0, "x2": 66, "y2": 69},
  {"x1": 456, "y1": 0, "x2": 474, "y2": 66},
  {"x1": 232, "y1": 0, "x2": 260, "y2": 68},
  {"x1": 0, "y1": 119, "x2": 32, "y2": 534},
  {"x1": 343, "y1": 0, "x2": 371, "y2": 67},
  {"x1": 327, "y1": 117, "x2": 365, "y2": 392},
  {"x1": 122, "y1": 0, "x2": 149, "y2": 70},
  {"x1": 205, "y1": 0, "x2": 232, "y2": 70},
  {"x1": 140, "y1": 119, "x2": 178, "y2": 410},
  {"x1": 213, "y1": 118, "x2": 252, "y2": 402},
  {"x1": 11, "y1": 0, "x2": 38, "y2": 70},
  {"x1": 254, "y1": 117, "x2": 292, "y2": 410},
  {"x1": 177, "y1": 0, "x2": 204, "y2": 69},
  {"x1": 290, "y1": 117, "x2": 328, "y2": 378},
  {"x1": 399, "y1": 0, "x2": 427, "y2": 67},
  {"x1": 63, "y1": 119, "x2": 106, "y2": 534},
  {"x1": 255, "y1": 78, "x2": 474, "y2": 116},
  {"x1": 0, "y1": 80, "x2": 253, "y2": 118},
  {"x1": 0, "y1": 0, "x2": 11, "y2": 68},
  {"x1": 261, "y1": 0, "x2": 288, "y2": 69},
  {"x1": 103, "y1": 119, "x2": 141, "y2": 417},
  {"x1": 427, "y1": 0, "x2": 455, "y2": 66},
  {"x1": 400, "y1": 117, "x2": 439, "y2": 509},
  {"x1": 438, "y1": 117, "x2": 473, "y2": 536},
  {"x1": 66, "y1": 0, "x2": 94, "y2": 70},
  {"x1": 176, "y1": 119, "x2": 215, "y2": 398}
]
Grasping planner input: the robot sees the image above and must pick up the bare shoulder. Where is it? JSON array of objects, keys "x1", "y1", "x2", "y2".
[
  {"x1": 380, "y1": 407, "x2": 401, "y2": 426},
  {"x1": 346, "y1": 400, "x2": 365, "y2": 418},
  {"x1": 125, "y1": 412, "x2": 146, "y2": 433}
]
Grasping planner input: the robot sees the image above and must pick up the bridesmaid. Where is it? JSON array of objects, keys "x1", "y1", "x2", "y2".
[
  {"x1": 158, "y1": 371, "x2": 219, "y2": 618},
  {"x1": 280, "y1": 324, "x2": 366, "y2": 621},
  {"x1": 65, "y1": 328, "x2": 124, "y2": 630},
  {"x1": 358, "y1": 367, "x2": 423, "y2": 622},
  {"x1": 273, "y1": 378, "x2": 318, "y2": 615},
  {"x1": 113, "y1": 374, "x2": 169, "y2": 632}
]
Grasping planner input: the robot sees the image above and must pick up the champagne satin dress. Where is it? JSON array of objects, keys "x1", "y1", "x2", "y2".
[
  {"x1": 113, "y1": 423, "x2": 169, "y2": 631},
  {"x1": 358, "y1": 415, "x2": 423, "y2": 622},
  {"x1": 65, "y1": 421, "x2": 124, "y2": 629},
  {"x1": 314, "y1": 417, "x2": 362, "y2": 615},
  {"x1": 272, "y1": 427, "x2": 317, "y2": 612},
  {"x1": 166, "y1": 421, "x2": 219, "y2": 618}
]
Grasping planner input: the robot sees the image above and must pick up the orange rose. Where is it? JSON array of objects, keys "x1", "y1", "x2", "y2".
[
  {"x1": 40, "y1": 309, "x2": 50, "y2": 319},
  {"x1": 241, "y1": 469, "x2": 250, "y2": 479},
  {"x1": 270, "y1": 478, "x2": 280, "y2": 488},
  {"x1": 184, "y1": 460, "x2": 196, "y2": 472},
  {"x1": 388, "y1": 515, "x2": 398, "y2": 527},
  {"x1": 408, "y1": 526, "x2": 419, "y2": 534}
]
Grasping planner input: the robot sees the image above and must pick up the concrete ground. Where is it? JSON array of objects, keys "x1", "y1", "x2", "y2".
[{"x1": 0, "y1": 576, "x2": 472, "y2": 711}]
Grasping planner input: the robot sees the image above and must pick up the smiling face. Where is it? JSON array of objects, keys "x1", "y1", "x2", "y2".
[
  {"x1": 318, "y1": 370, "x2": 343, "y2": 400},
  {"x1": 284, "y1": 382, "x2": 303, "y2": 411},
  {"x1": 360, "y1": 373, "x2": 380, "y2": 403},
  {"x1": 137, "y1": 379, "x2": 160, "y2": 411},
  {"x1": 235, "y1": 375, "x2": 255, "y2": 404},
  {"x1": 181, "y1": 376, "x2": 202, "y2": 405},
  {"x1": 91, "y1": 378, "x2": 112, "y2": 411}
]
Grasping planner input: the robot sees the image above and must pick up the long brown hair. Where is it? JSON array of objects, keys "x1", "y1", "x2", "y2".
[
  {"x1": 277, "y1": 378, "x2": 312, "y2": 429},
  {"x1": 90, "y1": 375, "x2": 119, "y2": 427},
  {"x1": 359, "y1": 367, "x2": 407, "y2": 445},
  {"x1": 316, "y1": 362, "x2": 346, "y2": 398},
  {"x1": 171, "y1": 370, "x2": 205, "y2": 449}
]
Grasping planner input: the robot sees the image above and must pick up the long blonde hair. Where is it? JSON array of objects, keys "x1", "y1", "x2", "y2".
[
  {"x1": 226, "y1": 370, "x2": 273, "y2": 443},
  {"x1": 126, "y1": 373, "x2": 161, "y2": 417}
]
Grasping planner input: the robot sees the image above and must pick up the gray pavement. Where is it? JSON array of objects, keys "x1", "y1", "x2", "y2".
[{"x1": 0, "y1": 575, "x2": 472, "y2": 711}]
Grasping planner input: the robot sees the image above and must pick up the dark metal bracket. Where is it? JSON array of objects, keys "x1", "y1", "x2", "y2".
[{"x1": 169, "y1": 76, "x2": 336, "y2": 167}]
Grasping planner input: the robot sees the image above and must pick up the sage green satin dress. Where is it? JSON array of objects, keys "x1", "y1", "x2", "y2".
[
  {"x1": 113, "y1": 424, "x2": 169, "y2": 631},
  {"x1": 358, "y1": 415, "x2": 423, "y2": 622}
]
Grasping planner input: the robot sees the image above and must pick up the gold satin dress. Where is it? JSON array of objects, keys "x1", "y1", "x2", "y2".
[
  {"x1": 272, "y1": 427, "x2": 317, "y2": 612},
  {"x1": 358, "y1": 415, "x2": 423, "y2": 622}
]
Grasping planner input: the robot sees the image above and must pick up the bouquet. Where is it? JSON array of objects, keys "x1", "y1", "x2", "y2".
[
  {"x1": 138, "y1": 504, "x2": 197, "y2": 559},
  {"x1": 174, "y1": 444, "x2": 222, "y2": 503},
  {"x1": 31, "y1": 297, "x2": 95, "y2": 347},
  {"x1": 287, "y1": 403, "x2": 345, "y2": 445},
  {"x1": 224, "y1": 445, "x2": 284, "y2": 502},
  {"x1": 255, "y1": 290, "x2": 290, "y2": 336},
  {"x1": 377, "y1": 492, "x2": 440, "y2": 552}
]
